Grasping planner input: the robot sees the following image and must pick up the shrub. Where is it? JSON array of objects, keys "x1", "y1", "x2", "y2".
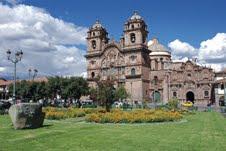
[
  {"x1": 167, "y1": 98, "x2": 179, "y2": 110},
  {"x1": 82, "y1": 104, "x2": 97, "y2": 108},
  {"x1": 86, "y1": 109, "x2": 182, "y2": 123},
  {"x1": 43, "y1": 107, "x2": 106, "y2": 120},
  {"x1": 0, "y1": 109, "x2": 5, "y2": 115}
]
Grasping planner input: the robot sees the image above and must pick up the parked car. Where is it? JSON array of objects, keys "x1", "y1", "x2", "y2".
[
  {"x1": 81, "y1": 100, "x2": 96, "y2": 108},
  {"x1": 113, "y1": 101, "x2": 123, "y2": 108}
]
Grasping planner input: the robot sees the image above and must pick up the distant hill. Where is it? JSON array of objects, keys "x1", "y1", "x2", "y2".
[{"x1": 0, "y1": 72, "x2": 29, "y2": 80}]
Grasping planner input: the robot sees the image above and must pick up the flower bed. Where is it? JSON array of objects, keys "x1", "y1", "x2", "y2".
[
  {"x1": 43, "y1": 107, "x2": 183, "y2": 122},
  {"x1": 43, "y1": 107, "x2": 105, "y2": 120},
  {"x1": 86, "y1": 109, "x2": 182, "y2": 123}
]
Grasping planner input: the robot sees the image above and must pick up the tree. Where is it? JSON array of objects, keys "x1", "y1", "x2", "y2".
[
  {"x1": 9, "y1": 80, "x2": 30, "y2": 100},
  {"x1": 89, "y1": 87, "x2": 98, "y2": 103},
  {"x1": 95, "y1": 77, "x2": 115, "y2": 112},
  {"x1": 9, "y1": 80, "x2": 48, "y2": 102},
  {"x1": 47, "y1": 76, "x2": 64, "y2": 99},
  {"x1": 62, "y1": 77, "x2": 89, "y2": 100},
  {"x1": 8, "y1": 76, "x2": 89, "y2": 102},
  {"x1": 114, "y1": 85, "x2": 129, "y2": 101}
]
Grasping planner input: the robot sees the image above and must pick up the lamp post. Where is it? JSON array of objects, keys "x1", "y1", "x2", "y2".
[
  {"x1": 28, "y1": 68, "x2": 38, "y2": 81},
  {"x1": 6, "y1": 49, "x2": 23, "y2": 104},
  {"x1": 28, "y1": 68, "x2": 31, "y2": 80},
  {"x1": 224, "y1": 76, "x2": 226, "y2": 106}
]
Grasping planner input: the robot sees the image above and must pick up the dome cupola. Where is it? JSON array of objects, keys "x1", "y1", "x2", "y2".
[{"x1": 130, "y1": 11, "x2": 142, "y2": 20}]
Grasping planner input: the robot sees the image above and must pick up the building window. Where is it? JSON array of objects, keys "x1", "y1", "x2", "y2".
[
  {"x1": 130, "y1": 55, "x2": 137, "y2": 62},
  {"x1": 173, "y1": 92, "x2": 177, "y2": 98},
  {"x1": 142, "y1": 36, "x2": 146, "y2": 43},
  {"x1": 90, "y1": 60, "x2": 95, "y2": 65},
  {"x1": 204, "y1": 91, "x2": 209, "y2": 97},
  {"x1": 131, "y1": 24, "x2": 134, "y2": 29},
  {"x1": 153, "y1": 76, "x2": 158, "y2": 85},
  {"x1": 91, "y1": 72, "x2": 95, "y2": 78},
  {"x1": 91, "y1": 40, "x2": 96, "y2": 49},
  {"x1": 93, "y1": 32, "x2": 95, "y2": 36},
  {"x1": 188, "y1": 73, "x2": 191, "y2": 77},
  {"x1": 179, "y1": 84, "x2": 182, "y2": 88},
  {"x1": 121, "y1": 67, "x2": 125, "y2": 74},
  {"x1": 130, "y1": 33, "x2": 136, "y2": 43},
  {"x1": 221, "y1": 84, "x2": 224, "y2": 90},
  {"x1": 131, "y1": 68, "x2": 136, "y2": 76}
]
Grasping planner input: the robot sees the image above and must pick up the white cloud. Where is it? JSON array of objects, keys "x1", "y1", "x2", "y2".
[
  {"x1": 199, "y1": 33, "x2": 226, "y2": 63},
  {"x1": 80, "y1": 72, "x2": 87, "y2": 78},
  {"x1": 0, "y1": 67, "x2": 6, "y2": 72},
  {"x1": 172, "y1": 56, "x2": 189, "y2": 63},
  {"x1": 167, "y1": 33, "x2": 226, "y2": 72},
  {"x1": 168, "y1": 39, "x2": 197, "y2": 59},
  {"x1": 0, "y1": 3, "x2": 88, "y2": 78}
]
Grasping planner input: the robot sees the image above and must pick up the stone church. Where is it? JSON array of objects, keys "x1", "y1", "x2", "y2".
[{"x1": 85, "y1": 12, "x2": 215, "y2": 106}]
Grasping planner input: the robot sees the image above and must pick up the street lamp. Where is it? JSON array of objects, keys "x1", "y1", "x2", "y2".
[
  {"x1": 6, "y1": 49, "x2": 23, "y2": 104},
  {"x1": 28, "y1": 68, "x2": 38, "y2": 80},
  {"x1": 224, "y1": 75, "x2": 226, "y2": 106}
]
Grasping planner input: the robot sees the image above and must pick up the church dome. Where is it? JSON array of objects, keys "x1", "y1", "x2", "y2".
[
  {"x1": 130, "y1": 11, "x2": 142, "y2": 20},
  {"x1": 148, "y1": 38, "x2": 171, "y2": 56},
  {"x1": 92, "y1": 20, "x2": 103, "y2": 28}
]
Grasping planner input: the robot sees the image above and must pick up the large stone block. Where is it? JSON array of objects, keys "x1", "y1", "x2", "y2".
[{"x1": 9, "y1": 103, "x2": 45, "y2": 129}]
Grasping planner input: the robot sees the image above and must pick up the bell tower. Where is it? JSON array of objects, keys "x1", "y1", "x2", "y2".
[
  {"x1": 87, "y1": 20, "x2": 109, "y2": 52},
  {"x1": 123, "y1": 11, "x2": 148, "y2": 48},
  {"x1": 122, "y1": 12, "x2": 150, "y2": 102},
  {"x1": 85, "y1": 20, "x2": 109, "y2": 87}
]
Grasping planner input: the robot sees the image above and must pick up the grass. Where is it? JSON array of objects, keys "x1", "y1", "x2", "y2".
[{"x1": 0, "y1": 112, "x2": 226, "y2": 151}]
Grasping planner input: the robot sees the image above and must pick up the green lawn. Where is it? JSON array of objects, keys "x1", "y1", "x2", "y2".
[{"x1": 0, "y1": 112, "x2": 226, "y2": 151}]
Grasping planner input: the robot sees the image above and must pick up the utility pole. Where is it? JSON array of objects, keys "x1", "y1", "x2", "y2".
[{"x1": 6, "y1": 49, "x2": 23, "y2": 104}]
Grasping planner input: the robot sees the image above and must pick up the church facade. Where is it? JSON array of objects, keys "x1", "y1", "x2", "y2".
[{"x1": 85, "y1": 12, "x2": 215, "y2": 106}]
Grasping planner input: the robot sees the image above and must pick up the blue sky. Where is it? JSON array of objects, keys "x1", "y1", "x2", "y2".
[
  {"x1": 0, "y1": 0, "x2": 226, "y2": 78},
  {"x1": 22, "y1": 0, "x2": 226, "y2": 47}
]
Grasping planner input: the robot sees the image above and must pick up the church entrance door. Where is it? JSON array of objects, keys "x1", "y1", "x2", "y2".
[{"x1": 186, "y1": 91, "x2": 195, "y2": 103}]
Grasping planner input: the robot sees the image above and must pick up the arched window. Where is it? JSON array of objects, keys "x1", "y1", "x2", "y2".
[
  {"x1": 130, "y1": 33, "x2": 136, "y2": 43},
  {"x1": 173, "y1": 92, "x2": 177, "y2": 98},
  {"x1": 91, "y1": 40, "x2": 96, "y2": 49},
  {"x1": 91, "y1": 72, "x2": 95, "y2": 78},
  {"x1": 153, "y1": 76, "x2": 158, "y2": 85},
  {"x1": 131, "y1": 68, "x2": 136, "y2": 76},
  {"x1": 160, "y1": 58, "x2": 164, "y2": 69},
  {"x1": 92, "y1": 32, "x2": 95, "y2": 36},
  {"x1": 131, "y1": 24, "x2": 134, "y2": 29}
]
